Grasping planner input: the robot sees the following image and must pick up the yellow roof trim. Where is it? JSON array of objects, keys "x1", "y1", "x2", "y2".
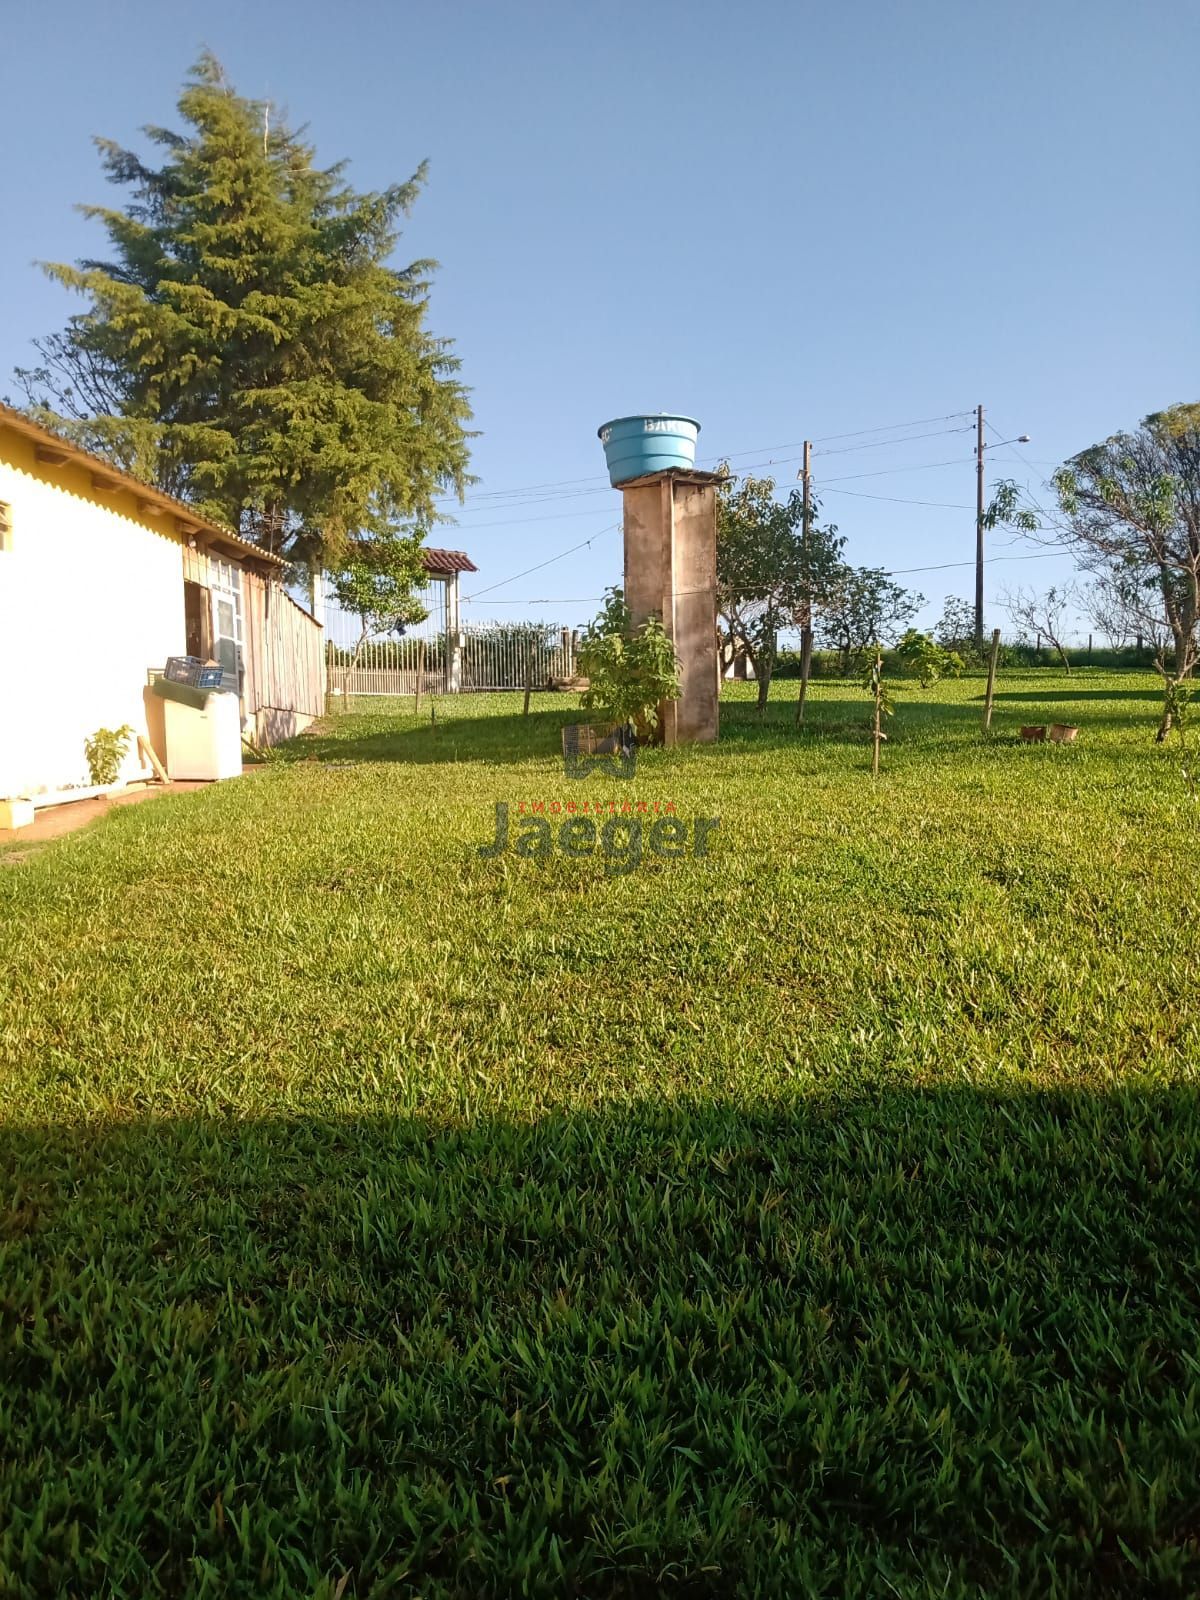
[{"x1": 0, "y1": 402, "x2": 286, "y2": 569}]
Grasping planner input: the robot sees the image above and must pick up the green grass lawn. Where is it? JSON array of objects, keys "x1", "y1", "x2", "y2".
[{"x1": 2, "y1": 670, "x2": 1199, "y2": 1597}]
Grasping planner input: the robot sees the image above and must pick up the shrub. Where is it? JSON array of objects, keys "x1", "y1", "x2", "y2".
[
  {"x1": 84, "y1": 725, "x2": 134, "y2": 786},
  {"x1": 579, "y1": 589, "x2": 681, "y2": 736}
]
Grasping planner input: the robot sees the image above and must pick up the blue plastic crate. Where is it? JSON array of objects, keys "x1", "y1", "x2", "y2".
[{"x1": 164, "y1": 656, "x2": 224, "y2": 690}]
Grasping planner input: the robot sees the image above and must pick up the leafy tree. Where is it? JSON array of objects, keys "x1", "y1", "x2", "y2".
[
  {"x1": 15, "y1": 54, "x2": 471, "y2": 570},
  {"x1": 895, "y1": 629, "x2": 964, "y2": 687},
  {"x1": 579, "y1": 589, "x2": 680, "y2": 739},
  {"x1": 858, "y1": 631, "x2": 961, "y2": 776},
  {"x1": 1053, "y1": 405, "x2": 1200, "y2": 739},
  {"x1": 818, "y1": 566, "x2": 923, "y2": 674},
  {"x1": 715, "y1": 469, "x2": 843, "y2": 715},
  {"x1": 327, "y1": 534, "x2": 430, "y2": 699},
  {"x1": 935, "y1": 594, "x2": 984, "y2": 662},
  {"x1": 999, "y1": 584, "x2": 1079, "y2": 673}
]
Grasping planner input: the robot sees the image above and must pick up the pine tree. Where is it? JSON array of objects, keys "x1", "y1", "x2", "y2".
[{"x1": 16, "y1": 54, "x2": 472, "y2": 567}]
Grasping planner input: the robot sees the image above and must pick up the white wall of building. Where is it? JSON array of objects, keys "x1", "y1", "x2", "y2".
[{"x1": 0, "y1": 451, "x2": 186, "y2": 798}]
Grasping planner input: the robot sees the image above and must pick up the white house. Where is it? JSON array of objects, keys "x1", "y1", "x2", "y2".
[{"x1": 0, "y1": 404, "x2": 324, "y2": 805}]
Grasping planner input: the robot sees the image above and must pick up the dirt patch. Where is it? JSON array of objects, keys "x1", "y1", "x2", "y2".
[{"x1": 0, "y1": 781, "x2": 214, "y2": 861}]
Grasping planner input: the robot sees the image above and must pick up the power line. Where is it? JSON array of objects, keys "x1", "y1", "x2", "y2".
[
  {"x1": 816, "y1": 455, "x2": 969, "y2": 485},
  {"x1": 462, "y1": 526, "x2": 620, "y2": 601},
  {"x1": 442, "y1": 427, "x2": 974, "y2": 518},
  {"x1": 467, "y1": 546, "x2": 1075, "y2": 608},
  {"x1": 452, "y1": 504, "x2": 620, "y2": 530},
  {"x1": 813, "y1": 423, "x2": 975, "y2": 458},
  {"x1": 820, "y1": 486, "x2": 974, "y2": 510},
  {"x1": 433, "y1": 407, "x2": 977, "y2": 510},
  {"x1": 810, "y1": 409, "x2": 975, "y2": 444}
]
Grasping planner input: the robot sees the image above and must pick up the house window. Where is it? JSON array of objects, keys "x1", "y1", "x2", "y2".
[{"x1": 209, "y1": 560, "x2": 244, "y2": 692}]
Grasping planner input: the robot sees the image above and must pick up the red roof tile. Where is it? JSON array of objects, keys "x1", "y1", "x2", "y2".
[{"x1": 422, "y1": 547, "x2": 478, "y2": 574}]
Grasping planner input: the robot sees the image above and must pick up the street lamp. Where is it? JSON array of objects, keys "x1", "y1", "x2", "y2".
[{"x1": 975, "y1": 405, "x2": 1031, "y2": 645}]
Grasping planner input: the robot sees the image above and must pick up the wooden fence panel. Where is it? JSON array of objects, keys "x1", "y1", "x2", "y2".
[{"x1": 243, "y1": 573, "x2": 324, "y2": 745}]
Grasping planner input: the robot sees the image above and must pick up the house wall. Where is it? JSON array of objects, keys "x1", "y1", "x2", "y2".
[
  {"x1": 242, "y1": 572, "x2": 325, "y2": 744},
  {"x1": 0, "y1": 438, "x2": 185, "y2": 797}
]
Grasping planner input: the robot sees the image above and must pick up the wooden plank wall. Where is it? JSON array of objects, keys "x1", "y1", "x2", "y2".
[{"x1": 242, "y1": 572, "x2": 325, "y2": 745}]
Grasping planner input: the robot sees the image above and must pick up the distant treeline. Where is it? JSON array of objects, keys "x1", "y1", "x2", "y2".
[{"x1": 769, "y1": 642, "x2": 1173, "y2": 679}]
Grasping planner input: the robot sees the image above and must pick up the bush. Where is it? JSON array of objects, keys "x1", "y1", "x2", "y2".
[
  {"x1": 83, "y1": 725, "x2": 133, "y2": 786},
  {"x1": 579, "y1": 589, "x2": 681, "y2": 735}
]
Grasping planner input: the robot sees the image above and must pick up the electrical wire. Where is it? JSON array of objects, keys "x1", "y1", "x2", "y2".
[
  {"x1": 464, "y1": 546, "x2": 1073, "y2": 607},
  {"x1": 820, "y1": 486, "x2": 974, "y2": 509},
  {"x1": 432, "y1": 408, "x2": 977, "y2": 510},
  {"x1": 462, "y1": 526, "x2": 620, "y2": 601}
]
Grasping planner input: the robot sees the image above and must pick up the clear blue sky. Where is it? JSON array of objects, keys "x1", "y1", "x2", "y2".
[{"x1": 3, "y1": 0, "x2": 1197, "y2": 641}]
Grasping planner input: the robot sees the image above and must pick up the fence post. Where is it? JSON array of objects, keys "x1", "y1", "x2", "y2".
[
  {"x1": 523, "y1": 642, "x2": 536, "y2": 716},
  {"x1": 982, "y1": 628, "x2": 1002, "y2": 733},
  {"x1": 414, "y1": 639, "x2": 425, "y2": 718}
]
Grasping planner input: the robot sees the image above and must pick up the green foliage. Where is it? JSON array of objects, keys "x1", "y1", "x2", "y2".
[
  {"x1": 934, "y1": 594, "x2": 995, "y2": 665},
  {"x1": 983, "y1": 479, "x2": 1040, "y2": 535},
  {"x1": 818, "y1": 566, "x2": 924, "y2": 666},
  {"x1": 2, "y1": 674, "x2": 1199, "y2": 1594},
  {"x1": 895, "y1": 628, "x2": 965, "y2": 687},
  {"x1": 578, "y1": 588, "x2": 680, "y2": 734},
  {"x1": 715, "y1": 469, "x2": 843, "y2": 705},
  {"x1": 327, "y1": 534, "x2": 431, "y2": 639},
  {"x1": 82, "y1": 723, "x2": 133, "y2": 785},
  {"x1": 16, "y1": 54, "x2": 472, "y2": 565},
  {"x1": 859, "y1": 643, "x2": 895, "y2": 716}
]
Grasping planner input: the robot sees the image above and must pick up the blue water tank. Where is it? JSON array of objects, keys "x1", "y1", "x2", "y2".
[{"x1": 598, "y1": 414, "x2": 701, "y2": 487}]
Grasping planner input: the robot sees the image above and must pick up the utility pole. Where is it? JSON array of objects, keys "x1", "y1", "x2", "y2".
[
  {"x1": 795, "y1": 440, "x2": 814, "y2": 726},
  {"x1": 974, "y1": 403, "x2": 986, "y2": 648}
]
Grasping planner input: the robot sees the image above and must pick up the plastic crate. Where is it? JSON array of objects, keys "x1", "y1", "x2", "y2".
[{"x1": 164, "y1": 655, "x2": 224, "y2": 689}]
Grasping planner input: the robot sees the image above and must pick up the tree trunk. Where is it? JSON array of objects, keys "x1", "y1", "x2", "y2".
[
  {"x1": 755, "y1": 632, "x2": 776, "y2": 716},
  {"x1": 344, "y1": 625, "x2": 368, "y2": 710},
  {"x1": 1052, "y1": 637, "x2": 1072, "y2": 674},
  {"x1": 872, "y1": 681, "x2": 883, "y2": 776},
  {"x1": 756, "y1": 659, "x2": 773, "y2": 715},
  {"x1": 795, "y1": 621, "x2": 814, "y2": 726}
]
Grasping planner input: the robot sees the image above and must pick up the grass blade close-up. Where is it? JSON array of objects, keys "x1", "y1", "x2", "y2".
[{"x1": 3, "y1": 675, "x2": 1200, "y2": 1598}]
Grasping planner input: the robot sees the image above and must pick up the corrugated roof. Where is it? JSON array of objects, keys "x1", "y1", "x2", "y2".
[
  {"x1": 0, "y1": 402, "x2": 285, "y2": 569},
  {"x1": 422, "y1": 547, "x2": 478, "y2": 574}
]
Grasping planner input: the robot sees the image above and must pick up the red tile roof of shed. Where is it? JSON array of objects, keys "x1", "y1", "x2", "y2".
[{"x1": 422, "y1": 548, "x2": 477, "y2": 574}]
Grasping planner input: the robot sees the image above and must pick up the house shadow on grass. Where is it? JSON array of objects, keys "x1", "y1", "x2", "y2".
[
  {"x1": 5, "y1": 1087, "x2": 1200, "y2": 1597},
  {"x1": 283, "y1": 704, "x2": 584, "y2": 767}
]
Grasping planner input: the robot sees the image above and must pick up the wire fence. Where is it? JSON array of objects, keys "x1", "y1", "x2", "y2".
[{"x1": 325, "y1": 623, "x2": 581, "y2": 697}]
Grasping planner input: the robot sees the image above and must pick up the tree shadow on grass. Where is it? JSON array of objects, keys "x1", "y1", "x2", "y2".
[
  {"x1": 991, "y1": 689, "x2": 1163, "y2": 705},
  {"x1": 4, "y1": 1088, "x2": 1200, "y2": 1597}
]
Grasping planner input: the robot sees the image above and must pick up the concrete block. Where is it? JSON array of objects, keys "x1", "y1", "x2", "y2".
[
  {"x1": 622, "y1": 469, "x2": 720, "y2": 745},
  {"x1": 0, "y1": 798, "x2": 35, "y2": 830}
]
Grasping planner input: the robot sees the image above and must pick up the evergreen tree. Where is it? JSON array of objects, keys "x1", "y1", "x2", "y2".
[{"x1": 16, "y1": 54, "x2": 471, "y2": 567}]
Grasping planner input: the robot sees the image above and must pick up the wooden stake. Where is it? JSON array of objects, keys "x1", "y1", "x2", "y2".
[
  {"x1": 795, "y1": 439, "x2": 814, "y2": 727},
  {"x1": 982, "y1": 627, "x2": 1002, "y2": 732},
  {"x1": 871, "y1": 647, "x2": 884, "y2": 777},
  {"x1": 137, "y1": 734, "x2": 169, "y2": 785},
  {"x1": 414, "y1": 639, "x2": 425, "y2": 718}
]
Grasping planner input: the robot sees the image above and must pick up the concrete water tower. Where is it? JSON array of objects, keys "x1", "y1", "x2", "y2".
[{"x1": 598, "y1": 414, "x2": 720, "y2": 745}]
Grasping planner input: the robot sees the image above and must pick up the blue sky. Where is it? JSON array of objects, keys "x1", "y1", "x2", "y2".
[{"x1": 3, "y1": 0, "x2": 1197, "y2": 641}]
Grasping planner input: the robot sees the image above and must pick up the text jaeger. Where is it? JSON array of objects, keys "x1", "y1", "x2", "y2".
[{"x1": 478, "y1": 802, "x2": 719, "y2": 875}]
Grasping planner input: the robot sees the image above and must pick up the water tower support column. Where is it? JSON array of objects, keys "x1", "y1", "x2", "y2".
[{"x1": 620, "y1": 469, "x2": 721, "y2": 745}]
